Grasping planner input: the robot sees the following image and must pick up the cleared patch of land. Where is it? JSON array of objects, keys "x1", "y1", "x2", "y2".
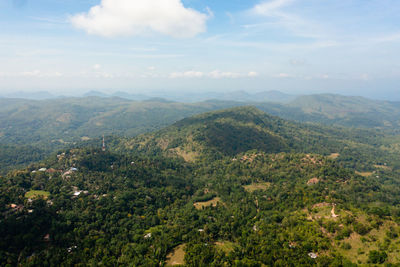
[
  {"x1": 328, "y1": 153, "x2": 340, "y2": 159},
  {"x1": 243, "y1": 182, "x2": 271, "y2": 192},
  {"x1": 25, "y1": 190, "x2": 50, "y2": 199},
  {"x1": 355, "y1": 171, "x2": 374, "y2": 177},
  {"x1": 306, "y1": 203, "x2": 344, "y2": 221},
  {"x1": 81, "y1": 136, "x2": 91, "y2": 141},
  {"x1": 215, "y1": 241, "x2": 236, "y2": 254},
  {"x1": 166, "y1": 244, "x2": 186, "y2": 266},
  {"x1": 171, "y1": 147, "x2": 198, "y2": 162},
  {"x1": 56, "y1": 113, "x2": 72, "y2": 123},
  {"x1": 194, "y1": 197, "x2": 222, "y2": 210},
  {"x1": 374, "y1": 164, "x2": 392, "y2": 171}
]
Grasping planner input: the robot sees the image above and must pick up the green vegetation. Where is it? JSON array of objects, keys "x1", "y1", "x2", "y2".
[
  {"x1": 283, "y1": 94, "x2": 400, "y2": 129},
  {"x1": 1, "y1": 105, "x2": 400, "y2": 266},
  {"x1": 25, "y1": 190, "x2": 50, "y2": 199},
  {"x1": 243, "y1": 182, "x2": 270, "y2": 192},
  {"x1": 1, "y1": 95, "x2": 400, "y2": 173}
]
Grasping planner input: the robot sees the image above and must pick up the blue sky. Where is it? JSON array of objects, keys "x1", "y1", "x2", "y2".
[{"x1": 1, "y1": 0, "x2": 400, "y2": 99}]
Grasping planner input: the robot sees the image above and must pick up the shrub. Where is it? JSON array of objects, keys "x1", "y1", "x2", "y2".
[{"x1": 368, "y1": 250, "x2": 388, "y2": 264}]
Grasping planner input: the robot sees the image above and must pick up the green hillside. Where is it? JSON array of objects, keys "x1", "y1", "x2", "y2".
[
  {"x1": 126, "y1": 107, "x2": 289, "y2": 159},
  {"x1": 1, "y1": 105, "x2": 400, "y2": 265},
  {"x1": 0, "y1": 97, "x2": 241, "y2": 147},
  {"x1": 2, "y1": 95, "x2": 399, "y2": 150},
  {"x1": 0, "y1": 98, "x2": 242, "y2": 173},
  {"x1": 1, "y1": 95, "x2": 400, "y2": 174},
  {"x1": 121, "y1": 107, "x2": 397, "y2": 171},
  {"x1": 284, "y1": 94, "x2": 400, "y2": 128}
]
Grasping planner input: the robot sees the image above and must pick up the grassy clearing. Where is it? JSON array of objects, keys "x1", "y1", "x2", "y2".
[
  {"x1": 215, "y1": 241, "x2": 236, "y2": 254},
  {"x1": 306, "y1": 203, "x2": 347, "y2": 221},
  {"x1": 194, "y1": 197, "x2": 222, "y2": 210},
  {"x1": 172, "y1": 147, "x2": 198, "y2": 162},
  {"x1": 310, "y1": 205, "x2": 331, "y2": 220},
  {"x1": 243, "y1": 182, "x2": 271, "y2": 193},
  {"x1": 336, "y1": 220, "x2": 400, "y2": 264},
  {"x1": 166, "y1": 244, "x2": 186, "y2": 266},
  {"x1": 355, "y1": 171, "x2": 374, "y2": 177},
  {"x1": 374, "y1": 164, "x2": 392, "y2": 171},
  {"x1": 25, "y1": 190, "x2": 50, "y2": 199},
  {"x1": 328, "y1": 153, "x2": 340, "y2": 159}
]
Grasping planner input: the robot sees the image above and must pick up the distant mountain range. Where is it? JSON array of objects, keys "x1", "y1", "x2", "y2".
[
  {"x1": 1, "y1": 94, "x2": 399, "y2": 149},
  {"x1": 1, "y1": 90, "x2": 297, "y2": 103},
  {"x1": 0, "y1": 93, "x2": 399, "y2": 173},
  {"x1": 2, "y1": 91, "x2": 58, "y2": 100},
  {"x1": 82, "y1": 89, "x2": 297, "y2": 103}
]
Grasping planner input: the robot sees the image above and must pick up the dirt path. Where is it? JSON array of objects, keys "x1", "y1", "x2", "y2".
[{"x1": 331, "y1": 204, "x2": 338, "y2": 218}]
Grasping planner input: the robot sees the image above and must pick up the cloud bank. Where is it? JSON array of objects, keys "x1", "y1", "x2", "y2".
[{"x1": 70, "y1": 0, "x2": 208, "y2": 38}]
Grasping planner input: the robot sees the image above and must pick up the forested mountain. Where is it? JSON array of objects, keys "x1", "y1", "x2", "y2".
[
  {"x1": 285, "y1": 94, "x2": 400, "y2": 128},
  {"x1": 0, "y1": 97, "x2": 238, "y2": 147},
  {"x1": 1, "y1": 94, "x2": 400, "y2": 173},
  {"x1": 0, "y1": 98, "x2": 240, "y2": 173},
  {"x1": 1, "y1": 107, "x2": 400, "y2": 265},
  {"x1": 2, "y1": 94, "x2": 399, "y2": 149},
  {"x1": 122, "y1": 106, "x2": 398, "y2": 172}
]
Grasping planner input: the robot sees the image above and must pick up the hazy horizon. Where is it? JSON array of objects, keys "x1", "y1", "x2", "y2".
[{"x1": 1, "y1": 89, "x2": 400, "y2": 103}]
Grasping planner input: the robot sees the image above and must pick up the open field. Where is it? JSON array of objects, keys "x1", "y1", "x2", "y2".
[
  {"x1": 328, "y1": 153, "x2": 340, "y2": 159},
  {"x1": 193, "y1": 197, "x2": 222, "y2": 210},
  {"x1": 374, "y1": 164, "x2": 392, "y2": 171},
  {"x1": 215, "y1": 241, "x2": 236, "y2": 254},
  {"x1": 166, "y1": 244, "x2": 186, "y2": 266},
  {"x1": 243, "y1": 182, "x2": 271, "y2": 192},
  {"x1": 25, "y1": 190, "x2": 50, "y2": 199},
  {"x1": 355, "y1": 171, "x2": 374, "y2": 177}
]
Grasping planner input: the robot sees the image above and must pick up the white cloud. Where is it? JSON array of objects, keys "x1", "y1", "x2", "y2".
[
  {"x1": 93, "y1": 64, "x2": 101, "y2": 70},
  {"x1": 209, "y1": 70, "x2": 241, "y2": 79},
  {"x1": 226, "y1": 12, "x2": 235, "y2": 24},
  {"x1": 70, "y1": 0, "x2": 209, "y2": 38},
  {"x1": 169, "y1": 70, "x2": 258, "y2": 79},
  {"x1": 360, "y1": 73, "x2": 369, "y2": 81},
  {"x1": 21, "y1": 70, "x2": 63, "y2": 78},
  {"x1": 275, "y1": 73, "x2": 292, "y2": 78},
  {"x1": 248, "y1": 71, "x2": 259, "y2": 77},
  {"x1": 205, "y1": 7, "x2": 214, "y2": 19},
  {"x1": 169, "y1": 71, "x2": 205, "y2": 79},
  {"x1": 0, "y1": 70, "x2": 63, "y2": 78},
  {"x1": 370, "y1": 32, "x2": 400, "y2": 44},
  {"x1": 250, "y1": 0, "x2": 328, "y2": 40},
  {"x1": 252, "y1": 0, "x2": 294, "y2": 16},
  {"x1": 290, "y1": 59, "x2": 305, "y2": 66}
]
